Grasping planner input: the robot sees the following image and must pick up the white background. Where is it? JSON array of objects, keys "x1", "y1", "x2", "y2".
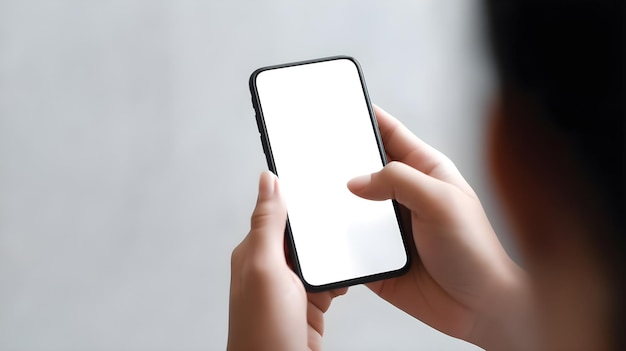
[{"x1": 0, "y1": 1, "x2": 516, "y2": 350}]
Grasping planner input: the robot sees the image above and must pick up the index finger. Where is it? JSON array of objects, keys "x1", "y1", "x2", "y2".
[{"x1": 373, "y1": 105, "x2": 474, "y2": 196}]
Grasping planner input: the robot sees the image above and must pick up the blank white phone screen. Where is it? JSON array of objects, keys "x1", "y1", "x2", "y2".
[{"x1": 255, "y1": 58, "x2": 407, "y2": 287}]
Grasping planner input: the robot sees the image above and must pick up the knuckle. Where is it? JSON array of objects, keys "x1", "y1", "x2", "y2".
[
  {"x1": 231, "y1": 238, "x2": 279, "y2": 287},
  {"x1": 381, "y1": 161, "x2": 412, "y2": 184},
  {"x1": 249, "y1": 199, "x2": 284, "y2": 230},
  {"x1": 249, "y1": 204, "x2": 273, "y2": 229},
  {"x1": 385, "y1": 160, "x2": 404, "y2": 172},
  {"x1": 241, "y1": 255, "x2": 277, "y2": 284},
  {"x1": 440, "y1": 157, "x2": 459, "y2": 173},
  {"x1": 380, "y1": 161, "x2": 402, "y2": 179},
  {"x1": 230, "y1": 243, "x2": 245, "y2": 269},
  {"x1": 434, "y1": 183, "x2": 465, "y2": 215},
  {"x1": 332, "y1": 287, "x2": 349, "y2": 298}
]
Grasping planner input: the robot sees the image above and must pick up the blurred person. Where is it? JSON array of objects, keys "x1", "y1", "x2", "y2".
[
  {"x1": 483, "y1": 1, "x2": 624, "y2": 349},
  {"x1": 227, "y1": 1, "x2": 624, "y2": 350}
]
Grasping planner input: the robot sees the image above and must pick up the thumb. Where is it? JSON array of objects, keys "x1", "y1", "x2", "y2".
[
  {"x1": 347, "y1": 161, "x2": 448, "y2": 215},
  {"x1": 247, "y1": 171, "x2": 288, "y2": 259}
]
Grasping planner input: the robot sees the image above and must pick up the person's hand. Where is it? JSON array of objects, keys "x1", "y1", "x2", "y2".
[
  {"x1": 347, "y1": 106, "x2": 535, "y2": 350},
  {"x1": 228, "y1": 171, "x2": 346, "y2": 351}
]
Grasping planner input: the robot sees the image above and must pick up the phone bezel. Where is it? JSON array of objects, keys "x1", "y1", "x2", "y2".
[{"x1": 249, "y1": 55, "x2": 411, "y2": 292}]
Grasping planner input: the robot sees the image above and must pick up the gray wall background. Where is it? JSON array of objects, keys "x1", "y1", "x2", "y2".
[{"x1": 0, "y1": 1, "x2": 515, "y2": 350}]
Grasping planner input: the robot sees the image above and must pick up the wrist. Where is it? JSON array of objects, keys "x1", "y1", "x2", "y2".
[{"x1": 467, "y1": 262, "x2": 538, "y2": 351}]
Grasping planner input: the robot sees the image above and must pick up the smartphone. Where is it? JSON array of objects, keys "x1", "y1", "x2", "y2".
[{"x1": 249, "y1": 56, "x2": 410, "y2": 291}]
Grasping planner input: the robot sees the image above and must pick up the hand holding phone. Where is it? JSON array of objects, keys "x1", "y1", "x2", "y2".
[
  {"x1": 237, "y1": 67, "x2": 527, "y2": 347},
  {"x1": 347, "y1": 106, "x2": 530, "y2": 350},
  {"x1": 228, "y1": 171, "x2": 347, "y2": 351}
]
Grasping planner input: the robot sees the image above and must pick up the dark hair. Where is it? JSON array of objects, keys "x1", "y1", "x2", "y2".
[{"x1": 485, "y1": 0, "x2": 624, "y2": 348}]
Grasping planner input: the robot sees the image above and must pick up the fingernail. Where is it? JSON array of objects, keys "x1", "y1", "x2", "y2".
[
  {"x1": 258, "y1": 171, "x2": 276, "y2": 200},
  {"x1": 347, "y1": 174, "x2": 372, "y2": 192}
]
